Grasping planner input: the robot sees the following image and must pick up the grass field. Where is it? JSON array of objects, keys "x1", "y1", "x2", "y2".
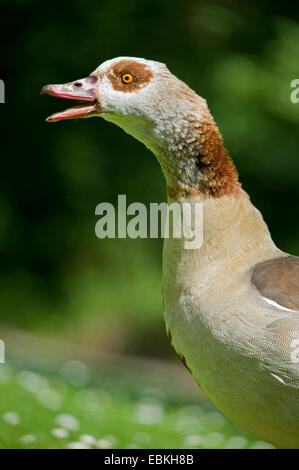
[{"x1": 0, "y1": 356, "x2": 275, "y2": 449}]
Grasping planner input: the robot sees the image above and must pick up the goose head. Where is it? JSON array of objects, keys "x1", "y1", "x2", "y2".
[{"x1": 41, "y1": 57, "x2": 239, "y2": 197}]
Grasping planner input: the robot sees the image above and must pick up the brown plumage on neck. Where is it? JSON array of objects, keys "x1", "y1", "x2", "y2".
[{"x1": 167, "y1": 112, "x2": 241, "y2": 200}]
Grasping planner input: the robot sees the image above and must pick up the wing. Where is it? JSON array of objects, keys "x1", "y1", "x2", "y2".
[
  {"x1": 251, "y1": 255, "x2": 299, "y2": 312},
  {"x1": 252, "y1": 255, "x2": 299, "y2": 388},
  {"x1": 250, "y1": 255, "x2": 299, "y2": 405}
]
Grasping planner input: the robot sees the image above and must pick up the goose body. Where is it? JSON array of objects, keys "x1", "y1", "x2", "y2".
[{"x1": 42, "y1": 57, "x2": 299, "y2": 448}]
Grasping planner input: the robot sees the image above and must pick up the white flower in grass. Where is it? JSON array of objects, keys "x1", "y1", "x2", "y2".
[
  {"x1": 126, "y1": 443, "x2": 140, "y2": 449},
  {"x1": 250, "y1": 440, "x2": 275, "y2": 449},
  {"x1": 51, "y1": 427, "x2": 69, "y2": 439},
  {"x1": 201, "y1": 432, "x2": 225, "y2": 448},
  {"x1": 198, "y1": 412, "x2": 227, "y2": 431},
  {"x1": 96, "y1": 435, "x2": 116, "y2": 449},
  {"x1": 19, "y1": 434, "x2": 36, "y2": 445},
  {"x1": 3, "y1": 412, "x2": 20, "y2": 425},
  {"x1": 67, "y1": 442, "x2": 91, "y2": 449},
  {"x1": 175, "y1": 405, "x2": 203, "y2": 434},
  {"x1": 133, "y1": 432, "x2": 150, "y2": 444},
  {"x1": 134, "y1": 398, "x2": 164, "y2": 425},
  {"x1": 225, "y1": 436, "x2": 248, "y2": 449},
  {"x1": 183, "y1": 434, "x2": 203, "y2": 447},
  {"x1": 79, "y1": 434, "x2": 97, "y2": 446},
  {"x1": 55, "y1": 413, "x2": 80, "y2": 431},
  {"x1": 17, "y1": 370, "x2": 48, "y2": 394},
  {"x1": 176, "y1": 415, "x2": 202, "y2": 434}
]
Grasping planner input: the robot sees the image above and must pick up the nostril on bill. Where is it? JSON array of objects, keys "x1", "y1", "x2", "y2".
[
  {"x1": 74, "y1": 82, "x2": 83, "y2": 87},
  {"x1": 88, "y1": 75, "x2": 99, "y2": 84}
]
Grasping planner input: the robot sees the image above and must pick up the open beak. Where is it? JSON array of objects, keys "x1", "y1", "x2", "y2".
[{"x1": 41, "y1": 75, "x2": 100, "y2": 122}]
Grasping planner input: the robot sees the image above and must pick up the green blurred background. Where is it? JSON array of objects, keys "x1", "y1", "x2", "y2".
[{"x1": 0, "y1": 0, "x2": 298, "y2": 449}]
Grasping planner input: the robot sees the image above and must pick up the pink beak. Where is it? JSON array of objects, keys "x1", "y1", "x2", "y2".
[{"x1": 41, "y1": 75, "x2": 100, "y2": 122}]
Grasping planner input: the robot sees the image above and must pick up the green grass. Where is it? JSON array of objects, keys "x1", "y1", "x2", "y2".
[{"x1": 0, "y1": 361, "x2": 274, "y2": 449}]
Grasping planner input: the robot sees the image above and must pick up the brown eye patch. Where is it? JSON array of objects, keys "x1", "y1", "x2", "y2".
[{"x1": 108, "y1": 59, "x2": 153, "y2": 92}]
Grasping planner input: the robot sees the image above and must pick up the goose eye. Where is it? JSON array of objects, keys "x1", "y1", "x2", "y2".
[{"x1": 121, "y1": 73, "x2": 134, "y2": 84}]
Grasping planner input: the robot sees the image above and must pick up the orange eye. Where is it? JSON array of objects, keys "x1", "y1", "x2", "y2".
[{"x1": 121, "y1": 73, "x2": 134, "y2": 84}]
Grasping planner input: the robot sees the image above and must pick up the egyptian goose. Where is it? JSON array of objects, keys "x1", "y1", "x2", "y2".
[{"x1": 41, "y1": 57, "x2": 299, "y2": 448}]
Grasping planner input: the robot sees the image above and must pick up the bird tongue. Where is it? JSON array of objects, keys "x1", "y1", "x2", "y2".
[{"x1": 41, "y1": 75, "x2": 100, "y2": 122}]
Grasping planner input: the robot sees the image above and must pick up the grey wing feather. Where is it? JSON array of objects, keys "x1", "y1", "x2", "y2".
[{"x1": 252, "y1": 255, "x2": 299, "y2": 311}]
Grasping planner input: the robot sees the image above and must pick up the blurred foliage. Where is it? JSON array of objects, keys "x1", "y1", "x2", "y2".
[{"x1": 0, "y1": 0, "x2": 299, "y2": 355}]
